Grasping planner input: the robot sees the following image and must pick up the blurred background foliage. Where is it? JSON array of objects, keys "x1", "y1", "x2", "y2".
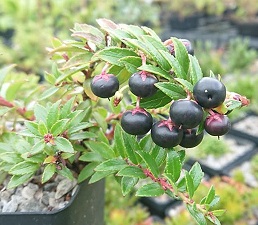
[{"x1": 0, "y1": 0, "x2": 258, "y2": 224}]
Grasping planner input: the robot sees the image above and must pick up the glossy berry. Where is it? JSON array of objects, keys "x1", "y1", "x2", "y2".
[
  {"x1": 204, "y1": 113, "x2": 231, "y2": 136},
  {"x1": 180, "y1": 128, "x2": 204, "y2": 148},
  {"x1": 193, "y1": 77, "x2": 226, "y2": 109},
  {"x1": 169, "y1": 100, "x2": 204, "y2": 129},
  {"x1": 121, "y1": 108, "x2": 153, "y2": 135},
  {"x1": 167, "y1": 38, "x2": 194, "y2": 56},
  {"x1": 129, "y1": 71, "x2": 158, "y2": 98},
  {"x1": 151, "y1": 120, "x2": 183, "y2": 148},
  {"x1": 90, "y1": 73, "x2": 119, "y2": 98}
]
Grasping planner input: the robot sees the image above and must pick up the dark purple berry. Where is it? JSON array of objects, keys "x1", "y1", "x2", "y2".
[
  {"x1": 169, "y1": 100, "x2": 204, "y2": 129},
  {"x1": 180, "y1": 128, "x2": 204, "y2": 148},
  {"x1": 90, "y1": 73, "x2": 119, "y2": 98},
  {"x1": 193, "y1": 77, "x2": 226, "y2": 109},
  {"x1": 151, "y1": 120, "x2": 183, "y2": 148},
  {"x1": 204, "y1": 113, "x2": 231, "y2": 136},
  {"x1": 121, "y1": 108, "x2": 153, "y2": 135},
  {"x1": 167, "y1": 38, "x2": 194, "y2": 56},
  {"x1": 129, "y1": 71, "x2": 158, "y2": 98}
]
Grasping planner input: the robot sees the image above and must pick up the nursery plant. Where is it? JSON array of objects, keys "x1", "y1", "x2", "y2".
[{"x1": 0, "y1": 19, "x2": 249, "y2": 224}]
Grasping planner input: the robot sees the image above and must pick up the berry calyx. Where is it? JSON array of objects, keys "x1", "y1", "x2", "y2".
[
  {"x1": 90, "y1": 73, "x2": 119, "y2": 98},
  {"x1": 193, "y1": 77, "x2": 226, "y2": 109},
  {"x1": 169, "y1": 99, "x2": 204, "y2": 129},
  {"x1": 204, "y1": 113, "x2": 231, "y2": 136},
  {"x1": 121, "y1": 108, "x2": 153, "y2": 135},
  {"x1": 129, "y1": 71, "x2": 158, "y2": 98},
  {"x1": 179, "y1": 128, "x2": 204, "y2": 148},
  {"x1": 151, "y1": 120, "x2": 183, "y2": 148}
]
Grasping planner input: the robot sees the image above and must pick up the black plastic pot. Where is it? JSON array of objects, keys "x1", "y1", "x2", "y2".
[
  {"x1": 235, "y1": 21, "x2": 258, "y2": 37},
  {"x1": 0, "y1": 179, "x2": 105, "y2": 225}
]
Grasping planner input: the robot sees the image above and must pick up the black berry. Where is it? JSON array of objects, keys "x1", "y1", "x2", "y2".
[
  {"x1": 193, "y1": 77, "x2": 226, "y2": 109},
  {"x1": 151, "y1": 120, "x2": 183, "y2": 148},
  {"x1": 204, "y1": 113, "x2": 231, "y2": 136},
  {"x1": 129, "y1": 71, "x2": 158, "y2": 98},
  {"x1": 169, "y1": 100, "x2": 204, "y2": 129},
  {"x1": 90, "y1": 73, "x2": 119, "y2": 98},
  {"x1": 121, "y1": 108, "x2": 153, "y2": 135},
  {"x1": 180, "y1": 128, "x2": 204, "y2": 148}
]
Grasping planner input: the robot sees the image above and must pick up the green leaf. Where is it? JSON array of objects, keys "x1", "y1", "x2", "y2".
[
  {"x1": 68, "y1": 110, "x2": 88, "y2": 128},
  {"x1": 187, "y1": 204, "x2": 207, "y2": 225},
  {"x1": 136, "y1": 151, "x2": 159, "y2": 178},
  {"x1": 68, "y1": 122, "x2": 94, "y2": 134},
  {"x1": 0, "y1": 152, "x2": 22, "y2": 163},
  {"x1": 159, "y1": 50, "x2": 187, "y2": 80},
  {"x1": 94, "y1": 159, "x2": 127, "y2": 171},
  {"x1": 0, "y1": 107, "x2": 11, "y2": 116},
  {"x1": 39, "y1": 86, "x2": 59, "y2": 101},
  {"x1": 122, "y1": 133, "x2": 140, "y2": 164},
  {"x1": 119, "y1": 24, "x2": 145, "y2": 38},
  {"x1": 89, "y1": 170, "x2": 114, "y2": 183},
  {"x1": 86, "y1": 141, "x2": 115, "y2": 159},
  {"x1": 24, "y1": 121, "x2": 40, "y2": 136},
  {"x1": 42, "y1": 163, "x2": 56, "y2": 183},
  {"x1": 119, "y1": 56, "x2": 142, "y2": 74},
  {"x1": 69, "y1": 131, "x2": 97, "y2": 140},
  {"x1": 5, "y1": 81, "x2": 24, "y2": 101},
  {"x1": 174, "y1": 78, "x2": 194, "y2": 92},
  {"x1": 209, "y1": 196, "x2": 221, "y2": 208},
  {"x1": 141, "y1": 26, "x2": 161, "y2": 41},
  {"x1": 34, "y1": 104, "x2": 47, "y2": 123},
  {"x1": 140, "y1": 89, "x2": 172, "y2": 109},
  {"x1": 121, "y1": 177, "x2": 139, "y2": 196},
  {"x1": 7, "y1": 173, "x2": 34, "y2": 189},
  {"x1": 0, "y1": 64, "x2": 16, "y2": 86},
  {"x1": 185, "y1": 171, "x2": 195, "y2": 199},
  {"x1": 46, "y1": 101, "x2": 61, "y2": 129},
  {"x1": 206, "y1": 215, "x2": 221, "y2": 225},
  {"x1": 79, "y1": 152, "x2": 103, "y2": 162},
  {"x1": 108, "y1": 65, "x2": 130, "y2": 84},
  {"x1": 117, "y1": 166, "x2": 146, "y2": 179},
  {"x1": 212, "y1": 209, "x2": 226, "y2": 217},
  {"x1": 189, "y1": 162, "x2": 204, "y2": 192},
  {"x1": 62, "y1": 52, "x2": 92, "y2": 70},
  {"x1": 28, "y1": 139, "x2": 45, "y2": 156},
  {"x1": 138, "y1": 64, "x2": 171, "y2": 80},
  {"x1": 55, "y1": 137, "x2": 74, "y2": 153},
  {"x1": 172, "y1": 37, "x2": 190, "y2": 77},
  {"x1": 95, "y1": 47, "x2": 138, "y2": 66},
  {"x1": 60, "y1": 97, "x2": 75, "y2": 119},
  {"x1": 51, "y1": 119, "x2": 69, "y2": 136},
  {"x1": 225, "y1": 99, "x2": 242, "y2": 111},
  {"x1": 78, "y1": 162, "x2": 99, "y2": 183},
  {"x1": 113, "y1": 124, "x2": 126, "y2": 158},
  {"x1": 9, "y1": 161, "x2": 39, "y2": 175},
  {"x1": 155, "y1": 82, "x2": 186, "y2": 100},
  {"x1": 189, "y1": 55, "x2": 203, "y2": 85},
  {"x1": 57, "y1": 165, "x2": 74, "y2": 180},
  {"x1": 136, "y1": 182, "x2": 164, "y2": 197},
  {"x1": 205, "y1": 186, "x2": 216, "y2": 205},
  {"x1": 165, "y1": 151, "x2": 182, "y2": 183},
  {"x1": 38, "y1": 120, "x2": 48, "y2": 136},
  {"x1": 152, "y1": 146, "x2": 167, "y2": 166}
]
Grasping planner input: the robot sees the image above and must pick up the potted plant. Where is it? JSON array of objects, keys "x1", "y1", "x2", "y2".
[{"x1": 0, "y1": 18, "x2": 249, "y2": 225}]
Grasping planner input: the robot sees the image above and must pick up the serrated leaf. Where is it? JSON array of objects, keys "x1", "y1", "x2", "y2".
[
  {"x1": 138, "y1": 64, "x2": 171, "y2": 80},
  {"x1": 79, "y1": 152, "x2": 103, "y2": 162},
  {"x1": 172, "y1": 37, "x2": 190, "y2": 77},
  {"x1": 46, "y1": 101, "x2": 60, "y2": 130},
  {"x1": 68, "y1": 110, "x2": 88, "y2": 128},
  {"x1": 78, "y1": 162, "x2": 99, "y2": 183},
  {"x1": 0, "y1": 152, "x2": 22, "y2": 163},
  {"x1": 42, "y1": 163, "x2": 56, "y2": 183},
  {"x1": 7, "y1": 173, "x2": 34, "y2": 189},
  {"x1": 152, "y1": 146, "x2": 167, "y2": 166},
  {"x1": 189, "y1": 55, "x2": 203, "y2": 85},
  {"x1": 51, "y1": 119, "x2": 69, "y2": 136},
  {"x1": 136, "y1": 151, "x2": 159, "y2": 178},
  {"x1": 209, "y1": 196, "x2": 220, "y2": 208},
  {"x1": 212, "y1": 209, "x2": 226, "y2": 217},
  {"x1": 122, "y1": 133, "x2": 139, "y2": 164},
  {"x1": 86, "y1": 141, "x2": 115, "y2": 159},
  {"x1": 57, "y1": 165, "x2": 74, "y2": 180},
  {"x1": 136, "y1": 182, "x2": 164, "y2": 197},
  {"x1": 113, "y1": 124, "x2": 126, "y2": 158},
  {"x1": 187, "y1": 204, "x2": 207, "y2": 225},
  {"x1": 139, "y1": 89, "x2": 172, "y2": 109},
  {"x1": 225, "y1": 99, "x2": 242, "y2": 111},
  {"x1": 55, "y1": 137, "x2": 74, "y2": 153},
  {"x1": 189, "y1": 162, "x2": 204, "y2": 192},
  {"x1": 205, "y1": 186, "x2": 216, "y2": 205},
  {"x1": 117, "y1": 166, "x2": 146, "y2": 179},
  {"x1": 206, "y1": 214, "x2": 221, "y2": 225},
  {"x1": 141, "y1": 26, "x2": 161, "y2": 41},
  {"x1": 62, "y1": 52, "x2": 92, "y2": 70},
  {"x1": 108, "y1": 64, "x2": 130, "y2": 84},
  {"x1": 155, "y1": 82, "x2": 186, "y2": 100},
  {"x1": 95, "y1": 47, "x2": 138, "y2": 66},
  {"x1": 24, "y1": 121, "x2": 40, "y2": 136},
  {"x1": 69, "y1": 131, "x2": 96, "y2": 140},
  {"x1": 60, "y1": 97, "x2": 75, "y2": 119},
  {"x1": 89, "y1": 170, "x2": 114, "y2": 184},
  {"x1": 119, "y1": 56, "x2": 142, "y2": 74},
  {"x1": 0, "y1": 64, "x2": 16, "y2": 86},
  {"x1": 28, "y1": 139, "x2": 45, "y2": 156},
  {"x1": 68, "y1": 122, "x2": 94, "y2": 134},
  {"x1": 39, "y1": 86, "x2": 59, "y2": 101},
  {"x1": 38, "y1": 120, "x2": 48, "y2": 136},
  {"x1": 121, "y1": 176, "x2": 138, "y2": 196},
  {"x1": 119, "y1": 24, "x2": 146, "y2": 38},
  {"x1": 94, "y1": 159, "x2": 127, "y2": 171},
  {"x1": 9, "y1": 161, "x2": 39, "y2": 175},
  {"x1": 174, "y1": 78, "x2": 193, "y2": 92},
  {"x1": 165, "y1": 151, "x2": 182, "y2": 183},
  {"x1": 185, "y1": 171, "x2": 195, "y2": 199},
  {"x1": 5, "y1": 81, "x2": 24, "y2": 101},
  {"x1": 34, "y1": 104, "x2": 47, "y2": 123}
]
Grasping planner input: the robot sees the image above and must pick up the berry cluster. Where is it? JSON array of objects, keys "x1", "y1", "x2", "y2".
[{"x1": 90, "y1": 39, "x2": 239, "y2": 150}]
